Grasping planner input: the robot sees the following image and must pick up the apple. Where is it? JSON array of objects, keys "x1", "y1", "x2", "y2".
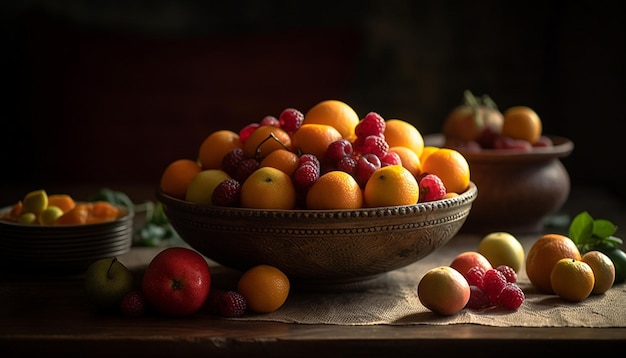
[
  {"x1": 418, "y1": 266, "x2": 470, "y2": 315},
  {"x1": 477, "y1": 232, "x2": 525, "y2": 273},
  {"x1": 84, "y1": 257, "x2": 134, "y2": 310},
  {"x1": 142, "y1": 247, "x2": 211, "y2": 317},
  {"x1": 449, "y1": 251, "x2": 493, "y2": 280}
]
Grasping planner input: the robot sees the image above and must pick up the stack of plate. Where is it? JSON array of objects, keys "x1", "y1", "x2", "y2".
[{"x1": 0, "y1": 205, "x2": 134, "y2": 274}]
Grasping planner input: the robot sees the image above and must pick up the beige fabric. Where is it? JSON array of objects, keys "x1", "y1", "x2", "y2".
[{"x1": 218, "y1": 235, "x2": 626, "y2": 327}]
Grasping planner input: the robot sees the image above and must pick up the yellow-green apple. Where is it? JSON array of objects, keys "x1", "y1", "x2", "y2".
[
  {"x1": 83, "y1": 257, "x2": 134, "y2": 310},
  {"x1": 477, "y1": 232, "x2": 525, "y2": 272},
  {"x1": 142, "y1": 247, "x2": 211, "y2": 317},
  {"x1": 418, "y1": 266, "x2": 470, "y2": 315}
]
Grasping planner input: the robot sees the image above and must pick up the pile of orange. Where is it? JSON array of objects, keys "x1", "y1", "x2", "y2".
[{"x1": 159, "y1": 99, "x2": 472, "y2": 210}]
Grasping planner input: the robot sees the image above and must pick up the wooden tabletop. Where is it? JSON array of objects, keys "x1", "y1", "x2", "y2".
[{"x1": 2, "y1": 184, "x2": 626, "y2": 357}]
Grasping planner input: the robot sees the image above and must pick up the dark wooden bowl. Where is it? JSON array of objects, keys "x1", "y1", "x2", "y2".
[{"x1": 156, "y1": 182, "x2": 477, "y2": 288}]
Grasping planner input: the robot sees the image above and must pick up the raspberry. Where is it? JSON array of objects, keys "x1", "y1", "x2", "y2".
[
  {"x1": 380, "y1": 151, "x2": 401, "y2": 167},
  {"x1": 292, "y1": 161, "x2": 320, "y2": 191},
  {"x1": 360, "y1": 135, "x2": 389, "y2": 158},
  {"x1": 279, "y1": 108, "x2": 304, "y2": 132},
  {"x1": 418, "y1": 174, "x2": 447, "y2": 202},
  {"x1": 325, "y1": 139, "x2": 354, "y2": 163},
  {"x1": 465, "y1": 265, "x2": 486, "y2": 289},
  {"x1": 337, "y1": 155, "x2": 358, "y2": 176},
  {"x1": 222, "y1": 148, "x2": 245, "y2": 178},
  {"x1": 465, "y1": 285, "x2": 490, "y2": 310},
  {"x1": 355, "y1": 112, "x2": 386, "y2": 138},
  {"x1": 495, "y1": 265, "x2": 517, "y2": 283},
  {"x1": 239, "y1": 123, "x2": 259, "y2": 143},
  {"x1": 119, "y1": 290, "x2": 146, "y2": 317},
  {"x1": 216, "y1": 290, "x2": 247, "y2": 318},
  {"x1": 355, "y1": 153, "x2": 381, "y2": 187},
  {"x1": 482, "y1": 268, "x2": 507, "y2": 305},
  {"x1": 260, "y1": 115, "x2": 280, "y2": 127},
  {"x1": 298, "y1": 153, "x2": 320, "y2": 170},
  {"x1": 204, "y1": 288, "x2": 226, "y2": 315},
  {"x1": 234, "y1": 158, "x2": 259, "y2": 183},
  {"x1": 497, "y1": 283, "x2": 525, "y2": 310},
  {"x1": 212, "y1": 178, "x2": 241, "y2": 207}
]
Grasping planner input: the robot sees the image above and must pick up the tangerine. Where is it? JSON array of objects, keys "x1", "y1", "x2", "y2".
[
  {"x1": 240, "y1": 167, "x2": 296, "y2": 210},
  {"x1": 237, "y1": 264, "x2": 290, "y2": 313},
  {"x1": 383, "y1": 119, "x2": 424, "y2": 157},
  {"x1": 198, "y1": 130, "x2": 243, "y2": 169},
  {"x1": 160, "y1": 159, "x2": 202, "y2": 199},
  {"x1": 363, "y1": 165, "x2": 419, "y2": 207},
  {"x1": 47, "y1": 194, "x2": 76, "y2": 214},
  {"x1": 421, "y1": 148, "x2": 470, "y2": 194},
  {"x1": 550, "y1": 258, "x2": 595, "y2": 302},
  {"x1": 243, "y1": 125, "x2": 293, "y2": 160},
  {"x1": 388, "y1": 146, "x2": 422, "y2": 178},
  {"x1": 306, "y1": 171, "x2": 363, "y2": 210},
  {"x1": 581, "y1": 250, "x2": 616, "y2": 294},
  {"x1": 259, "y1": 149, "x2": 300, "y2": 177},
  {"x1": 525, "y1": 234, "x2": 581, "y2": 294},
  {"x1": 501, "y1": 106, "x2": 542, "y2": 143},
  {"x1": 303, "y1": 99, "x2": 360, "y2": 139},
  {"x1": 292, "y1": 124, "x2": 343, "y2": 160}
]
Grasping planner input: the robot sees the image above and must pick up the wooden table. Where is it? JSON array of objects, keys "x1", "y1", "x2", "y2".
[{"x1": 2, "y1": 185, "x2": 626, "y2": 357}]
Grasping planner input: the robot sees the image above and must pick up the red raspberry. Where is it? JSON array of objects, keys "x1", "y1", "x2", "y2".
[
  {"x1": 495, "y1": 265, "x2": 518, "y2": 283},
  {"x1": 465, "y1": 265, "x2": 486, "y2": 289},
  {"x1": 482, "y1": 268, "x2": 507, "y2": 305},
  {"x1": 497, "y1": 283, "x2": 525, "y2": 310},
  {"x1": 337, "y1": 155, "x2": 358, "y2": 176},
  {"x1": 222, "y1": 148, "x2": 245, "y2": 178},
  {"x1": 360, "y1": 135, "x2": 389, "y2": 158},
  {"x1": 204, "y1": 288, "x2": 226, "y2": 315},
  {"x1": 298, "y1": 153, "x2": 320, "y2": 170},
  {"x1": 325, "y1": 139, "x2": 354, "y2": 163},
  {"x1": 239, "y1": 123, "x2": 259, "y2": 143},
  {"x1": 234, "y1": 158, "x2": 259, "y2": 183},
  {"x1": 279, "y1": 108, "x2": 304, "y2": 132},
  {"x1": 260, "y1": 115, "x2": 280, "y2": 127},
  {"x1": 380, "y1": 151, "x2": 402, "y2": 167},
  {"x1": 292, "y1": 162, "x2": 320, "y2": 191},
  {"x1": 418, "y1": 174, "x2": 447, "y2": 202},
  {"x1": 216, "y1": 290, "x2": 247, "y2": 318},
  {"x1": 465, "y1": 285, "x2": 490, "y2": 310},
  {"x1": 119, "y1": 290, "x2": 146, "y2": 317},
  {"x1": 212, "y1": 178, "x2": 241, "y2": 207},
  {"x1": 355, "y1": 112, "x2": 386, "y2": 138}
]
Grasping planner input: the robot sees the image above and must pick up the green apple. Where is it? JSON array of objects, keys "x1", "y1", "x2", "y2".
[
  {"x1": 84, "y1": 257, "x2": 134, "y2": 310},
  {"x1": 477, "y1": 232, "x2": 525, "y2": 273}
]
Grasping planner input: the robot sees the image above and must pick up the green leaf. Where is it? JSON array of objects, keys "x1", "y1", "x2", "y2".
[
  {"x1": 593, "y1": 219, "x2": 617, "y2": 239},
  {"x1": 569, "y1": 211, "x2": 594, "y2": 245}
]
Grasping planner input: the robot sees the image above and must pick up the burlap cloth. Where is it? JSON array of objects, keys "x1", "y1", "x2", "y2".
[{"x1": 210, "y1": 234, "x2": 626, "y2": 327}]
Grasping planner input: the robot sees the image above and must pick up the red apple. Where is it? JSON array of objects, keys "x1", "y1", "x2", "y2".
[
  {"x1": 142, "y1": 247, "x2": 211, "y2": 317},
  {"x1": 449, "y1": 251, "x2": 493, "y2": 280}
]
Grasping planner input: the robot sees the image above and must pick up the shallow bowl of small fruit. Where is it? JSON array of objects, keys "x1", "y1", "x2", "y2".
[
  {"x1": 156, "y1": 182, "x2": 477, "y2": 289},
  {"x1": 0, "y1": 190, "x2": 134, "y2": 275}
]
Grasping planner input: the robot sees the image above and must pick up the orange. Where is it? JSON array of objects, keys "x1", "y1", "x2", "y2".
[
  {"x1": 237, "y1": 264, "x2": 290, "y2": 313},
  {"x1": 47, "y1": 194, "x2": 76, "y2": 214},
  {"x1": 581, "y1": 250, "x2": 616, "y2": 294},
  {"x1": 198, "y1": 130, "x2": 243, "y2": 169},
  {"x1": 501, "y1": 106, "x2": 542, "y2": 143},
  {"x1": 550, "y1": 258, "x2": 595, "y2": 302},
  {"x1": 55, "y1": 204, "x2": 90, "y2": 225},
  {"x1": 88, "y1": 201, "x2": 122, "y2": 223},
  {"x1": 388, "y1": 146, "x2": 422, "y2": 178},
  {"x1": 306, "y1": 171, "x2": 363, "y2": 210},
  {"x1": 240, "y1": 167, "x2": 296, "y2": 210},
  {"x1": 383, "y1": 119, "x2": 424, "y2": 157},
  {"x1": 160, "y1": 159, "x2": 202, "y2": 200},
  {"x1": 291, "y1": 123, "x2": 343, "y2": 160},
  {"x1": 363, "y1": 165, "x2": 419, "y2": 207},
  {"x1": 418, "y1": 266, "x2": 470, "y2": 315},
  {"x1": 259, "y1": 149, "x2": 300, "y2": 176},
  {"x1": 243, "y1": 125, "x2": 293, "y2": 160},
  {"x1": 525, "y1": 234, "x2": 582, "y2": 294},
  {"x1": 421, "y1": 148, "x2": 470, "y2": 194},
  {"x1": 419, "y1": 146, "x2": 439, "y2": 164},
  {"x1": 303, "y1": 99, "x2": 360, "y2": 139}
]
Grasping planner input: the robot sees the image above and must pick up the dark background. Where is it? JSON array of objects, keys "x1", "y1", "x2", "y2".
[{"x1": 1, "y1": 0, "x2": 624, "y2": 204}]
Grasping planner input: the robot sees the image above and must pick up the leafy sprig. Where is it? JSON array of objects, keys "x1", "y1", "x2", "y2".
[{"x1": 568, "y1": 211, "x2": 623, "y2": 253}]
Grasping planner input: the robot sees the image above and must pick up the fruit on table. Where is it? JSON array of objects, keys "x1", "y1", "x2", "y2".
[
  {"x1": 83, "y1": 257, "x2": 134, "y2": 310},
  {"x1": 596, "y1": 245, "x2": 626, "y2": 284},
  {"x1": 237, "y1": 264, "x2": 290, "y2": 314},
  {"x1": 158, "y1": 99, "x2": 472, "y2": 210},
  {"x1": 525, "y1": 234, "x2": 582, "y2": 294},
  {"x1": 142, "y1": 247, "x2": 211, "y2": 317},
  {"x1": 550, "y1": 258, "x2": 595, "y2": 302},
  {"x1": 581, "y1": 250, "x2": 615, "y2": 294},
  {"x1": 418, "y1": 266, "x2": 470, "y2": 315},
  {"x1": 477, "y1": 232, "x2": 525, "y2": 273},
  {"x1": 449, "y1": 251, "x2": 493, "y2": 281}
]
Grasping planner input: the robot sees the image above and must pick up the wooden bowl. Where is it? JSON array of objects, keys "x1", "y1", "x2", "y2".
[
  {"x1": 426, "y1": 134, "x2": 574, "y2": 235},
  {"x1": 156, "y1": 182, "x2": 477, "y2": 288}
]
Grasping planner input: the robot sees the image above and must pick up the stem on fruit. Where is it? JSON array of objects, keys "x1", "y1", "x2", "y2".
[
  {"x1": 463, "y1": 90, "x2": 484, "y2": 130},
  {"x1": 107, "y1": 257, "x2": 118, "y2": 280},
  {"x1": 255, "y1": 132, "x2": 290, "y2": 161}
]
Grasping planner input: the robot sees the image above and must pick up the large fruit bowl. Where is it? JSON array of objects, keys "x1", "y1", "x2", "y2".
[
  {"x1": 426, "y1": 134, "x2": 574, "y2": 235},
  {"x1": 156, "y1": 182, "x2": 477, "y2": 288},
  {"x1": 0, "y1": 204, "x2": 134, "y2": 275}
]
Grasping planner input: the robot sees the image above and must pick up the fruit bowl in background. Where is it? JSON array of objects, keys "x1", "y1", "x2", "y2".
[
  {"x1": 425, "y1": 134, "x2": 574, "y2": 235},
  {"x1": 156, "y1": 182, "x2": 477, "y2": 290},
  {"x1": 0, "y1": 205, "x2": 134, "y2": 275}
]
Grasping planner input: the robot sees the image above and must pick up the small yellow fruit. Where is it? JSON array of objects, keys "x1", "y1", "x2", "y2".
[
  {"x1": 22, "y1": 189, "x2": 48, "y2": 215},
  {"x1": 581, "y1": 250, "x2": 616, "y2": 294},
  {"x1": 550, "y1": 258, "x2": 595, "y2": 302},
  {"x1": 39, "y1": 206, "x2": 64, "y2": 225},
  {"x1": 477, "y1": 232, "x2": 525, "y2": 272}
]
